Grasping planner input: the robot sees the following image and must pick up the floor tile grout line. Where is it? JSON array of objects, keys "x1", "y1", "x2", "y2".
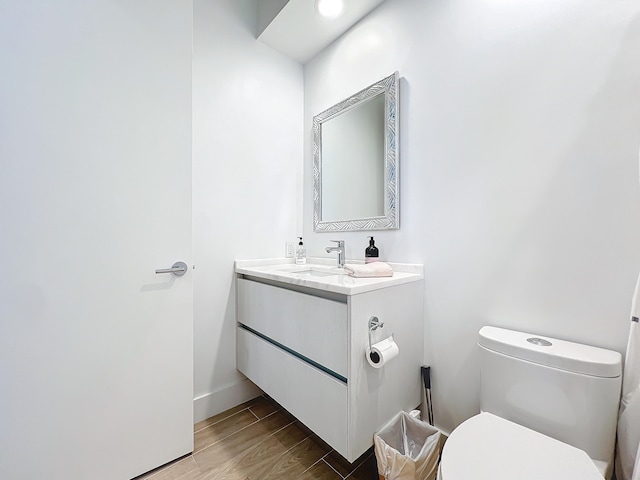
[
  {"x1": 300, "y1": 455, "x2": 327, "y2": 476},
  {"x1": 191, "y1": 448, "x2": 206, "y2": 473},
  {"x1": 145, "y1": 422, "x2": 372, "y2": 479},
  {"x1": 252, "y1": 432, "x2": 313, "y2": 479},
  {"x1": 344, "y1": 451, "x2": 372, "y2": 477},
  {"x1": 194, "y1": 406, "x2": 253, "y2": 434},
  {"x1": 146, "y1": 399, "x2": 282, "y2": 478},
  {"x1": 262, "y1": 415, "x2": 296, "y2": 439},
  {"x1": 193, "y1": 406, "x2": 283, "y2": 453},
  {"x1": 136, "y1": 453, "x2": 195, "y2": 480},
  {"x1": 151, "y1": 400, "x2": 371, "y2": 480},
  {"x1": 320, "y1": 455, "x2": 348, "y2": 480},
  {"x1": 279, "y1": 432, "x2": 312, "y2": 458},
  {"x1": 193, "y1": 409, "x2": 289, "y2": 457},
  {"x1": 192, "y1": 415, "x2": 296, "y2": 474},
  {"x1": 317, "y1": 449, "x2": 375, "y2": 480},
  {"x1": 193, "y1": 418, "x2": 261, "y2": 454},
  {"x1": 193, "y1": 394, "x2": 271, "y2": 434},
  {"x1": 247, "y1": 407, "x2": 261, "y2": 421}
]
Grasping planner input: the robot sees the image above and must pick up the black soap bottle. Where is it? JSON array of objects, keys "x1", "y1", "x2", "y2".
[{"x1": 365, "y1": 236, "x2": 379, "y2": 263}]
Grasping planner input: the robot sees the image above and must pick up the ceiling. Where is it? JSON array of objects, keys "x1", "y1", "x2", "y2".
[{"x1": 257, "y1": 0, "x2": 387, "y2": 64}]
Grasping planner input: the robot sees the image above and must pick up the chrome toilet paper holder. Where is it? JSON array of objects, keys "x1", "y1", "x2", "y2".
[{"x1": 368, "y1": 316, "x2": 385, "y2": 351}]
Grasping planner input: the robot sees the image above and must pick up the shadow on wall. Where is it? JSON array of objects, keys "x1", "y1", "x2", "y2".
[{"x1": 434, "y1": 338, "x2": 481, "y2": 433}]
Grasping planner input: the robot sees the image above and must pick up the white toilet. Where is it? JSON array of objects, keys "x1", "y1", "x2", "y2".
[{"x1": 438, "y1": 326, "x2": 622, "y2": 480}]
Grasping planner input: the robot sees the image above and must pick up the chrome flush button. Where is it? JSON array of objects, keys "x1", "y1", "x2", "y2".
[{"x1": 527, "y1": 337, "x2": 552, "y2": 347}]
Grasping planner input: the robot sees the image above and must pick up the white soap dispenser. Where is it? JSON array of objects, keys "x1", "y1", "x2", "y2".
[{"x1": 295, "y1": 237, "x2": 306, "y2": 265}]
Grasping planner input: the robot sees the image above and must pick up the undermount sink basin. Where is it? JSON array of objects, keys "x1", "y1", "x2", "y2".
[
  {"x1": 277, "y1": 265, "x2": 345, "y2": 277},
  {"x1": 292, "y1": 269, "x2": 338, "y2": 277}
]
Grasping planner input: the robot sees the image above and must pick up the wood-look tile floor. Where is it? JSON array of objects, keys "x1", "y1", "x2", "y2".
[{"x1": 137, "y1": 395, "x2": 378, "y2": 480}]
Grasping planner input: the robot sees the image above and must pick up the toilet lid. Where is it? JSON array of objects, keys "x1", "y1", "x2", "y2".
[{"x1": 439, "y1": 412, "x2": 603, "y2": 480}]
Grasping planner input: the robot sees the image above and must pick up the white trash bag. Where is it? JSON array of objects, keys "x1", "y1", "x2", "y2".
[{"x1": 374, "y1": 411, "x2": 444, "y2": 480}]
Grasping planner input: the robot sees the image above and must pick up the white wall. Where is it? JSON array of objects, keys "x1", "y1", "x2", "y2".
[
  {"x1": 192, "y1": 0, "x2": 303, "y2": 421},
  {"x1": 304, "y1": 0, "x2": 640, "y2": 433}
]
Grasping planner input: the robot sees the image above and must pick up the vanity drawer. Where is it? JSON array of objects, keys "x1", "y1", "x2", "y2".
[
  {"x1": 237, "y1": 326, "x2": 348, "y2": 457},
  {"x1": 237, "y1": 278, "x2": 348, "y2": 378}
]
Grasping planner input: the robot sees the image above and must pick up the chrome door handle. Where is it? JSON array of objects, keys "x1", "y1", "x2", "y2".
[{"x1": 155, "y1": 261, "x2": 188, "y2": 277}]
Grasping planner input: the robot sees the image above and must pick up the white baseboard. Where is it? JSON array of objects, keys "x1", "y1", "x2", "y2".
[{"x1": 193, "y1": 379, "x2": 263, "y2": 424}]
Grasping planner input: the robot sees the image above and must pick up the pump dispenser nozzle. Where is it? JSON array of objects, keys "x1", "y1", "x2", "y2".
[{"x1": 295, "y1": 237, "x2": 306, "y2": 265}]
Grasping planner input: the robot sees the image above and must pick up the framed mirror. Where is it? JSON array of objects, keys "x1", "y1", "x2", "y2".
[{"x1": 313, "y1": 72, "x2": 399, "y2": 232}]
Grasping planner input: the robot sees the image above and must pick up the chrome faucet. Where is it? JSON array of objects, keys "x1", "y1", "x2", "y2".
[{"x1": 325, "y1": 240, "x2": 345, "y2": 268}]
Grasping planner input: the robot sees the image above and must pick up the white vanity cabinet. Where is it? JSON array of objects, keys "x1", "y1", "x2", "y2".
[{"x1": 236, "y1": 260, "x2": 424, "y2": 462}]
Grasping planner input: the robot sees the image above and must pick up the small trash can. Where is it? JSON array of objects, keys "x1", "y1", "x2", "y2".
[{"x1": 374, "y1": 411, "x2": 444, "y2": 480}]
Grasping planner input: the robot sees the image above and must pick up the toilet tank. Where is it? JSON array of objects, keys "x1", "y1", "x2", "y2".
[{"x1": 478, "y1": 326, "x2": 622, "y2": 464}]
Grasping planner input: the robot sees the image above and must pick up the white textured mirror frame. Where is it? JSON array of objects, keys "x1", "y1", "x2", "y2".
[{"x1": 313, "y1": 72, "x2": 399, "y2": 232}]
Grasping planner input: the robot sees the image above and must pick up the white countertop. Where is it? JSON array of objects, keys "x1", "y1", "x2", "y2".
[{"x1": 235, "y1": 257, "x2": 423, "y2": 295}]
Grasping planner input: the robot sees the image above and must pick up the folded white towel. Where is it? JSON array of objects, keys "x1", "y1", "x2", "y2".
[{"x1": 344, "y1": 262, "x2": 393, "y2": 278}]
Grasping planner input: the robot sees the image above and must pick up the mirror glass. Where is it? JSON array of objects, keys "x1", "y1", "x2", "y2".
[{"x1": 313, "y1": 72, "x2": 399, "y2": 232}]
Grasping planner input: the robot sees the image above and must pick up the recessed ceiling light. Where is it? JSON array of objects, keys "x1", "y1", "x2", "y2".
[{"x1": 314, "y1": 0, "x2": 344, "y2": 18}]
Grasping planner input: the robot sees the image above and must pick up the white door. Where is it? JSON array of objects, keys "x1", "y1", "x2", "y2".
[{"x1": 0, "y1": 2, "x2": 193, "y2": 479}]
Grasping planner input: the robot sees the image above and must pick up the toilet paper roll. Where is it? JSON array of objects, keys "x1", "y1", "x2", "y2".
[{"x1": 366, "y1": 336, "x2": 399, "y2": 368}]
